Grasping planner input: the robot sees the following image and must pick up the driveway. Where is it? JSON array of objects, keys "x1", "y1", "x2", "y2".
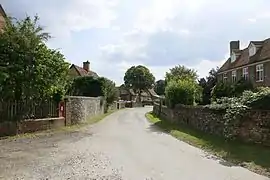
[{"x1": 0, "y1": 107, "x2": 269, "y2": 180}]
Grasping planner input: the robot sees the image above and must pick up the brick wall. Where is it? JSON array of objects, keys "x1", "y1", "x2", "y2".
[
  {"x1": 153, "y1": 103, "x2": 270, "y2": 146},
  {"x1": 65, "y1": 96, "x2": 105, "y2": 125}
]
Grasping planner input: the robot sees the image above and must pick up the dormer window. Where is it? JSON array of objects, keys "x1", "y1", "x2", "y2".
[
  {"x1": 249, "y1": 43, "x2": 256, "y2": 57},
  {"x1": 231, "y1": 52, "x2": 236, "y2": 62}
]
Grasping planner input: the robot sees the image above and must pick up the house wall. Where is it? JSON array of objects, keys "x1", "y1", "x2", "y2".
[
  {"x1": 218, "y1": 60, "x2": 270, "y2": 87},
  {"x1": 0, "y1": 11, "x2": 5, "y2": 32}
]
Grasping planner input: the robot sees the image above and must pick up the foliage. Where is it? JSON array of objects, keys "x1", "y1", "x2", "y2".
[
  {"x1": 0, "y1": 16, "x2": 69, "y2": 104},
  {"x1": 199, "y1": 68, "x2": 218, "y2": 105},
  {"x1": 70, "y1": 76, "x2": 117, "y2": 106},
  {"x1": 165, "y1": 65, "x2": 198, "y2": 83},
  {"x1": 232, "y1": 78, "x2": 254, "y2": 97},
  {"x1": 99, "y1": 77, "x2": 118, "y2": 105},
  {"x1": 207, "y1": 87, "x2": 270, "y2": 139},
  {"x1": 124, "y1": 65, "x2": 155, "y2": 101},
  {"x1": 70, "y1": 76, "x2": 103, "y2": 97},
  {"x1": 165, "y1": 79, "x2": 197, "y2": 107},
  {"x1": 154, "y1": 79, "x2": 165, "y2": 95},
  {"x1": 211, "y1": 82, "x2": 232, "y2": 101}
]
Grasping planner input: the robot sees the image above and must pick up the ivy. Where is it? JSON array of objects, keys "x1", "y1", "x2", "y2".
[{"x1": 206, "y1": 87, "x2": 270, "y2": 139}]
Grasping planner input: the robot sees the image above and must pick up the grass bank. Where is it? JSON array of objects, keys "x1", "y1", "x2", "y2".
[{"x1": 146, "y1": 112, "x2": 270, "y2": 177}]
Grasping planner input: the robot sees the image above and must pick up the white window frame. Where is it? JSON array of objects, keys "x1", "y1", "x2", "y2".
[
  {"x1": 256, "y1": 64, "x2": 264, "y2": 82},
  {"x1": 243, "y1": 67, "x2": 248, "y2": 80},
  {"x1": 232, "y1": 70, "x2": 237, "y2": 83},
  {"x1": 223, "y1": 73, "x2": 227, "y2": 83}
]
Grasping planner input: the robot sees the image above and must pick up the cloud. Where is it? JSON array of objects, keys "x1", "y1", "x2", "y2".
[{"x1": 3, "y1": 0, "x2": 270, "y2": 85}]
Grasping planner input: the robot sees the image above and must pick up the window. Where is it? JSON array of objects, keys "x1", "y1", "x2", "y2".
[
  {"x1": 249, "y1": 44, "x2": 256, "y2": 57},
  {"x1": 232, "y1": 70, "x2": 237, "y2": 83},
  {"x1": 243, "y1": 67, "x2": 248, "y2": 80},
  {"x1": 223, "y1": 73, "x2": 227, "y2": 83},
  {"x1": 256, "y1": 64, "x2": 264, "y2": 82}
]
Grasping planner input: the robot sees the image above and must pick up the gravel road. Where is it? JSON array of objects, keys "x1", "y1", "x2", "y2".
[{"x1": 0, "y1": 107, "x2": 269, "y2": 180}]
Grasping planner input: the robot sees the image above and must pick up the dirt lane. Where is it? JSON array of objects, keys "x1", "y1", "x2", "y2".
[{"x1": 0, "y1": 107, "x2": 269, "y2": 180}]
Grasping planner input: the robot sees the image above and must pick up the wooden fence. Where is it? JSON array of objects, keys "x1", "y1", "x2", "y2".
[{"x1": 0, "y1": 99, "x2": 58, "y2": 122}]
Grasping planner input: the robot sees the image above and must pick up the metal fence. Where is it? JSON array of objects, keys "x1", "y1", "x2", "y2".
[{"x1": 0, "y1": 99, "x2": 58, "y2": 122}]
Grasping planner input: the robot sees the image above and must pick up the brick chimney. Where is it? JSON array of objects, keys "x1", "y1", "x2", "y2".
[
  {"x1": 83, "y1": 61, "x2": 90, "y2": 72},
  {"x1": 230, "y1": 41, "x2": 240, "y2": 55}
]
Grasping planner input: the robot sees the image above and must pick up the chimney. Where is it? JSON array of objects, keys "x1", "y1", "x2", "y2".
[
  {"x1": 83, "y1": 61, "x2": 90, "y2": 72},
  {"x1": 230, "y1": 41, "x2": 240, "y2": 55}
]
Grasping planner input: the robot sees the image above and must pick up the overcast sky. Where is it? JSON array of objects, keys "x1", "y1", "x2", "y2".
[{"x1": 2, "y1": 0, "x2": 270, "y2": 85}]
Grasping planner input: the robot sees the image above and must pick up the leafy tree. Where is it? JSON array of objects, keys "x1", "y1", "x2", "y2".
[
  {"x1": 124, "y1": 65, "x2": 155, "y2": 101},
  {"x1": 165, "y1": 79, "x2": 197, "y2": 107},
  {"x1": 154, "y1": 79, "x2": 165, "y2": 95},
  {"x1": 70, "y1": 76, "x2": 103, "y2": 97},
  {"x1": 199, "y1": 68, "x2": 218, "y2": 105},
  {"x1": 0, "y1": 16, "x2": 69, "y2": 103},
  {"x1": 99, "y1": 77, "x2": 117, "y2": 105},
  {"x1": 70, "y1": 76, "x2": 117, "y2": 106},
  {"x1": 165, "y1": 65, "x2": 198, "y2": 83}
]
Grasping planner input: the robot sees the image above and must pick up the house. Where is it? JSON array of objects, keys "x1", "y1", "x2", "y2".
[
  {"x1": 69, "y1": 61, "x2": 98, "y2": 78},
  {"x1": 0, "y1": 4, "x2": 7, "y2": 32},
  {"x1": 217, "y1": 38, "x2": 270, "y2": 87},
  {"x1": 117, "y1": 85, "x2": 157, "y2": 102},
  {"x1": 117, "y1": 86, "x2": 136, "y2": 101}
]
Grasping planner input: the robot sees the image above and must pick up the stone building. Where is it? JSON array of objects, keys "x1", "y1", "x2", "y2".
[{"x1": 217, "y1": 38, "x2": 270, "y2": 87}]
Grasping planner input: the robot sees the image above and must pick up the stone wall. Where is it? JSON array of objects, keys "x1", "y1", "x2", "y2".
[
  {"x1": 153, "y1": 103, "x2": 270, "y2": 146},
  {"x1": 65, "y1": 96, "x2": 105, "y2": 125}
]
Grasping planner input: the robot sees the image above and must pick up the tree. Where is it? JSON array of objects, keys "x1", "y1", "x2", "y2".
[
  {"x1": 199, "y1": 68, "x2": 218, "y2": 105},
  {"x1": 165, "y1": 65, "x2": 198, "y2": 83},
  {"x1": 0, "y1": 16, "x2": 69, "y2": 119},
  {"x1": 165, "y1": 79, "x2": 197, "y2": 107},
  {"x1": 124, "y1": 65, "x2": 155, "y2": 101},
  {"x1": 70, "y1": 76, "x2": 117, "y2": 106},
  {"x1": 154, "y1": 80, "x2": 165, "y2": 95},
  {"x1": 99, "y1": 77, "x2": 118, "y2": 105}
]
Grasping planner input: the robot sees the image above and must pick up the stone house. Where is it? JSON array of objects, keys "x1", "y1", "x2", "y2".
[
  {"x1": 0, "y1": 4, "x2": 7, "y2": 32},
  {"x1": 218, "y1": 38, "x2": 270, "y2": 87},
  {"x1": 69, "y1": 61, "x2": 98, "y2": 78}
]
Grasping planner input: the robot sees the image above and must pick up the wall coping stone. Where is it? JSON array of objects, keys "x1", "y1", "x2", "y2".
[{"x1": 23, "y1": 117, "x2": 65, "y2": 122}]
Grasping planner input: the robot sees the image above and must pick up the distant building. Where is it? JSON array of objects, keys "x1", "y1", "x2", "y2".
[
  {"x1": 0, "y1": 4, "x2": 7, "y2": 32},
  {"x1": 218, "y1": 38, "x2": 270, "y2": 87},
  {"x1": 69, "y1": 61, "x2": 98, "y2": 78}
]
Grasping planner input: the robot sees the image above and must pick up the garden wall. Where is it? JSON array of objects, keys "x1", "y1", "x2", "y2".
[
  {"x1": 65, "y1": 96, "x2": 105, "y2": 125},
  {"x1": 153, "y1": 103, "x2": 270, "y2": 146}
]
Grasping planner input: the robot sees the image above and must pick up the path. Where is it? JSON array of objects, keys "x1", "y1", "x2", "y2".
[{"x1": 0, "y1": 107, "x2": 269, "y2": 180}]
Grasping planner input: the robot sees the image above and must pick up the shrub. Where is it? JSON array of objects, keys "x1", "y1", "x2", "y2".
[
  {"x1": 211, "y1": 82, "x2": 232, "y2": 101},
  {"x1": 165, "y1": 79, "x2": 197, "y2": 107},
  {"x1": 207, "y1": 87, "x2": 270, "y2": 139}
]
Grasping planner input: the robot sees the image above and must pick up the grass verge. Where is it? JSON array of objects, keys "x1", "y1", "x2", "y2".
[
  {"x1": 146, "y1": 111, "x2": 270, "y2": 177},
  {"x1": 4, "y1": 110, "x2": 118, "y2": 140}
]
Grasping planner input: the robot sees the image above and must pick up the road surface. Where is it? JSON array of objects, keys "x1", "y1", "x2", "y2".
[{"x1": 0, "y1": 107, "x2": 269, "y2": 180}]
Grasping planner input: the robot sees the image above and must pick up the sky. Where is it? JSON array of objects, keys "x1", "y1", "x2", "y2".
[{"x1": 2, "y1": 0, "x2": 270, "y2": 85}]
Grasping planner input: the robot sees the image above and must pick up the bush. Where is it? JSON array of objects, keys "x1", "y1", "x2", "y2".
[
  {"x1": 207, "y1": 87, "x2": 270, "y2": 139},
  {"x1": 165, "y1": 79, "x2": 197, "y2": 107}
]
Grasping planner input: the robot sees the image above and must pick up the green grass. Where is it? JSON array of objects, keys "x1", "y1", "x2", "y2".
[{"x1": 146, "y1": 112, "x2": 270, "y2": 177}]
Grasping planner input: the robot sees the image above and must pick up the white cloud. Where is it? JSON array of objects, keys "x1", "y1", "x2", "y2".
[{"x1": 41, "y1": 0, "x2": 118, "y2": 38}]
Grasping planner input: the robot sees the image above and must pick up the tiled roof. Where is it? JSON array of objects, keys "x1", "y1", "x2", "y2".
[
  {"x1": 219, "y1": 38, "x2": 270, "y2": 73},
  {"x1": 70, "y1": 64, "x2": 98, "y2": 77}
]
